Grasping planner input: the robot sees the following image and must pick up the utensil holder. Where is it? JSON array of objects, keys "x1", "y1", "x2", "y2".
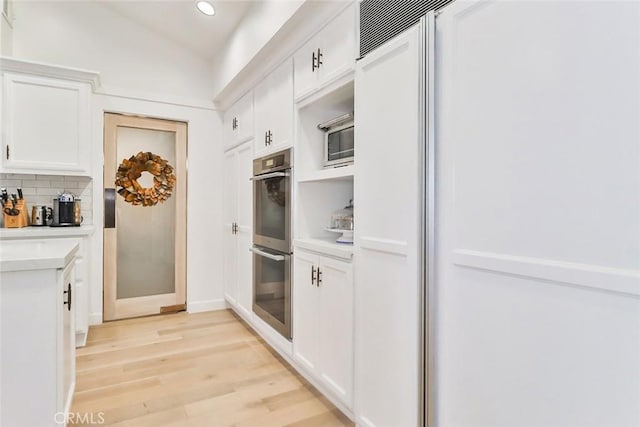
[{"x1": 3, "y1": 200, "x2": 29, "y2": 228}]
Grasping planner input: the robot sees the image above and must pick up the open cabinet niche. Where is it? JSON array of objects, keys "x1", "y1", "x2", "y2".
[{"x1": 293, "y1": 80, "x2": 355, "y2": 249}]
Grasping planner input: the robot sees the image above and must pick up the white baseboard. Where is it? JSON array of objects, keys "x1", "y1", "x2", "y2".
[
  {"x1": 89, "y1": 312, "x2": 102, "y2": 325},
  {"x1": 187, "y1": 298, "x2": 228, "y2": 313}
]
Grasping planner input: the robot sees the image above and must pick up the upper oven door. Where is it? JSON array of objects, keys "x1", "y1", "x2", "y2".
[{"x1": 253, "y1": 170, "x2": 291, "y2": 253}]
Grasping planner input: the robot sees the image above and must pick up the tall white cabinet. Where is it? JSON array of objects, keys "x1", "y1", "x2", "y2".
[
  {"x1": 353, "y1": 18, "x2": 432, "y2": 427},
  {"x1": 222, "y1": 140, "x2": 253, "y2": 319}
]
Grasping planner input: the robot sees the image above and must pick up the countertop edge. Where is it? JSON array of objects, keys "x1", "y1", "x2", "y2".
[{"x1": 0, "y1": 225, "x2": 96, "y2": 240}]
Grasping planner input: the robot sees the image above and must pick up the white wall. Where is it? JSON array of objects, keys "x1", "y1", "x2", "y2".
[
  {"x1": 435, "y1": 1, "x2": 640, "y2": 426},
  {"x1": 89, "y1": 95, "x2": 223, "y2": 323},
  {"x1": 0, "y1": 2, "x2": 12, "y2": 57},
  {"x1": 10, "y1": 1, "x2": 213, "y2": 103},
  {"x1": 210, "y1": 0, "x2": 304, "y2": 100}
]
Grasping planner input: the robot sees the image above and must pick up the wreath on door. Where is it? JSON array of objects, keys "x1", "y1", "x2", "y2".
[{"x1": 115, "y1": 151, "x2": 176, "y2": 206}]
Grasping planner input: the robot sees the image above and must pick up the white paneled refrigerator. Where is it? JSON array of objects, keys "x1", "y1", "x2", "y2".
[{"x1": 354, "y1": 12, "x2": 435, "y2": 427}]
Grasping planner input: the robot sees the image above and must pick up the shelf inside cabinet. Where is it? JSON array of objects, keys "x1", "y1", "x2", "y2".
[
  {"x1": 297, "y1": 164, "x2": 354, "y2": 183},
  {"x1": 293, "y1": 238, "x2": 353, "y2": 260}
]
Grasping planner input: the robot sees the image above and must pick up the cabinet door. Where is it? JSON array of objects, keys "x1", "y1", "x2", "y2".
[
  {"x1": 235, "y1": 141, "x2": 254, "y2": 318},
  {"x1": 253, "y1": 75, "x2": 272, "y2": 157},
  {"x1": 223, "y1": 106, "x2": 237, "y2": 151},
  {"x1": 354, "y1": 23, "x2": 424, "y2": 427},
  {"x1": 222, "y1": 149, "x2": 238, "y2": 305},
  {"x1": 292, "y1": 250, "x2": 319, "y2": 372},
  {"x1": 1, "y1": 73, "x2": 91, "y2": 175},
  {"x1": 267, "y1": 59, "x2": 294, "y2": 152},
  {"x1": 318, "y1": 256, "x2": 353, "y2": 407},
  {"x1": 61, "y1": 262, "x2": 76, "y2": 414},
  {"x1": 294, "y1": 36, "x2": 320, "y2": 100},
  {"x1": 319, "y1": 4, "x2": 357, "y2": 85},
  {"x1": 236, "y1": 91, "x2": 254, "y2": 144}
]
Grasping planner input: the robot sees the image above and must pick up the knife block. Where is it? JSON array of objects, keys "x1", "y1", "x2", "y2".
[{"x1": 3, "y1": 200, "x2": 29, "y2": 228}]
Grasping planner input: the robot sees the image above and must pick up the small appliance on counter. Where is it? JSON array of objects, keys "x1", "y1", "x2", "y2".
[
  {"x1": 324, "y1": 199, "x2": 354, "y2": 244},
  {"x1": 31, "y1": 205, "x2": 53, "y2": 226},
  {"x1": 51, "y1": 192, "x2": 82, "y2": 227}
]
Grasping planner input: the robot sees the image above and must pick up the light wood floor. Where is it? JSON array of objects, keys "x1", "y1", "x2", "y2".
[{"x1": 71, "y1": 310, "x2": 353, "y2": 427}]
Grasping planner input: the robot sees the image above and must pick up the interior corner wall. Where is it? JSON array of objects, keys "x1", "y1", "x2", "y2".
[
  {"x1": 1, "y1": 3, "x2": 12, "y2": 56},
  {"x1": 210, "y1": 0, "x2": 304, "y2": 100},
  {"x1": 90, "y1": 95, "x2": 224, "y2": 324},
  {"x1": 10, "y1": 1, "x2": 213, "y2": 101}
]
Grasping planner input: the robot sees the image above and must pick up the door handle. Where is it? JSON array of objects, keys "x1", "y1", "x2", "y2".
[
  {"x1": 64, "y1": 282, "x2": 72, "y2": 311},
  {"x1": 104, "y1": 188, "x2": 116, "y2": 228},
  {"x1": 250, "y1": 247, "x2": 286, "y2": 262}
]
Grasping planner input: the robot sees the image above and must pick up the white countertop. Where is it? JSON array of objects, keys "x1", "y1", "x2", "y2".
[
  {"x1": 294, "y1": 238, "x2": 354, "y2": 260},
  {"x1": 0, "y1": 225, "x2": 95, "y2": 240},
  {"x1": 0, "y1": 239, "x2": 79, "y2": 272}
]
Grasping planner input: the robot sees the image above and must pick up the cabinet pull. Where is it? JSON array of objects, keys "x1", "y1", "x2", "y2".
[
  {"x1": 5, "y1": 145, "x2": 8, "y2": 160},
  {"x1": 311, "y1": 266, "x2": 316, "y2": 285},
  {"x1": 235, "y1": 117, "x2": 238, "y2": 129},
  {"x1": 265, "y1": 131, "x2": 268, "y2": 146},
  {"x1": 312, "y1": 51, "x2": 317, "y2": 72},
  {"x1": 317, "y1": 48, "x2": 323, "y2": 68},
  {"x1": 64, "y1": 283, "x2": 72, "y2": 311},
  {"x1": 267, "y1": 130, "x2": 273, "y2": 145},
  {"x1": 317, "y1": 268, "x2": 322, "y2": 287}
]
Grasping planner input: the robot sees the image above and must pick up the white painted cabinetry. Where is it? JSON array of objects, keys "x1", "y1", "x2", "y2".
[
  {"x1": 223, "y1": 90, "x2": 253, "y2": 151},
  {"x1": 222, "y1": 140, "x2": 253, "y2": 319},
  {"x1": 253, "y1": 59, "x2": 293, "y2": 157},
  {"x1": 0, "y1": 62, "x2": 96, "y2": 176},
  {"x1": 353, "y1": 22, "x2": 427, "y2": 427},
  {"x1": 293, "y1": 247, "x2": 353, "y2": 408},
  {"x1": 0, "y1": 242, "x2": 77, "y2": 427},
  {"x1": 293, "y1": 3, "x2": 356, "y2": 102}
]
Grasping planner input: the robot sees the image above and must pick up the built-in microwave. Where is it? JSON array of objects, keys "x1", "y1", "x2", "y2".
[{"x1": 319, "y1": 112, "x2": 354, "y2": 168}]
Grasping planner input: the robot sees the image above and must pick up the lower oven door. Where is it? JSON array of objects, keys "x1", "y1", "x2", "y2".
[{"x1": 251, "y1": 246, "x2": 291, "y2": 340}]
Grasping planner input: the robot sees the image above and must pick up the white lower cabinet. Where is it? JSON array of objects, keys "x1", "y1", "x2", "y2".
[
  {"x1": 293, "y1": 248, "x2": 353, "y2": 408},
  {"x1": 0, "y1": 256, "x2": 76, "y2": 427}
]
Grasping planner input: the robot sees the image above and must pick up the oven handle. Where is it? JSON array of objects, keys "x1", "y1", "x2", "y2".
[
  {"x1": 250, "y1": 171, "x2": 290, "y2": 181},
  {"x1": 250, "y1": 247, "x2": 286, "y2": 262}
]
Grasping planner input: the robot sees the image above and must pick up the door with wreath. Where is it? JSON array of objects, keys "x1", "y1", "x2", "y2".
[{"x1": 103, "y1": 113, "x2": 187, "y2": 321}]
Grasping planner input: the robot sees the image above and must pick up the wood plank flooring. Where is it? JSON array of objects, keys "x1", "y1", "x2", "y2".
[{"x1": 70, "y1": 310, "x2": 353, "y2": 427}]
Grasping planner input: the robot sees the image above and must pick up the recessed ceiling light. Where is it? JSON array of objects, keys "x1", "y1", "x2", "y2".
[{"x1": 196, "y1": 0, "x2": 215, "y2": 16}]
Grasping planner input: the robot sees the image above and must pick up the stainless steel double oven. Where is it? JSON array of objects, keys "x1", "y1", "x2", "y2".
[{"x1": 251, "y1": 149, "x2": 292, "y2": 340}]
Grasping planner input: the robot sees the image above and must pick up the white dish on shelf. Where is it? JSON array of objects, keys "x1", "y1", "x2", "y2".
[{"x1": 323, "y1": 227, "x2": 354, "y2": 244}]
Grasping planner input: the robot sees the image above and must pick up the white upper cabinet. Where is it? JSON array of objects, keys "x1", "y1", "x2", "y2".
[
  {"x1": 254, "y1": 59, "x2": 293, "y2": 157},
  {"x1": 223, "y1": 90, "x2": 254, "y2": 151},
  {"x1": 1, "y1": 72, "x2": 92, "y2": 176},
  {"x1": 293, "y1": 3, "x2": 356, "y2": 102}
]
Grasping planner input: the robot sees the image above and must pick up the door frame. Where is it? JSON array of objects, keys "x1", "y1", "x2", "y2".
[{"x1": 103, "y1": 112, "x2": 187, "y2": 321}]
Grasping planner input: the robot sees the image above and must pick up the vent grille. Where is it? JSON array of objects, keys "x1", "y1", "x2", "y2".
[{"x1": 360, "y1": 0, "x2": 454, "y2": 57}]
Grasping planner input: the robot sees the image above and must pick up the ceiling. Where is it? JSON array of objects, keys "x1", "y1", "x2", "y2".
[{"x1": 98, "y1": 0, "x2": 254, "y2": 60}]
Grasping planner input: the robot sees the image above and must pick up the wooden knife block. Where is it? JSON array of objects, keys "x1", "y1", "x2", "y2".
[{"x1": 3, "y1": 200, "x2": 29, "y2": 228}]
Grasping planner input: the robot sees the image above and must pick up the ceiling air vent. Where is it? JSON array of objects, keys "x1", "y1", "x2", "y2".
[{"x1": 359, "y1": 0, "x2": 454, "y2": 58}]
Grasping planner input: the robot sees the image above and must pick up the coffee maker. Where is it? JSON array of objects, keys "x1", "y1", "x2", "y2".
[{"x1": 51, "y1": 192, "x2": 82, "y2": 227}]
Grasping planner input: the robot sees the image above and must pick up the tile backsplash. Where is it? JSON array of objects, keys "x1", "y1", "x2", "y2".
[{"x1": 0, "y1": 174, "x2": 93, "y2": 224}]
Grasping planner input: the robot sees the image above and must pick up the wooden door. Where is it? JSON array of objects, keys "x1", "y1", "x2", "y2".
[{"x1": 103, "y1": 113, "x2": 187, "y2": 321}]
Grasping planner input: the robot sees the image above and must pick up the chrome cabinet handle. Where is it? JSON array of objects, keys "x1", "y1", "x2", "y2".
[
  {"x1": 312, "y1": 50, "x2": 317, "y2": 72},
  {"x1": 317, "y1": 268, "x2": 322, "y2": 287},
  {"x1": 317, "y1": 48, "x2": 323, "y2": 68},
  {"x1": 311, "y1": 266, "x2": 316, "y2": 285}
]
